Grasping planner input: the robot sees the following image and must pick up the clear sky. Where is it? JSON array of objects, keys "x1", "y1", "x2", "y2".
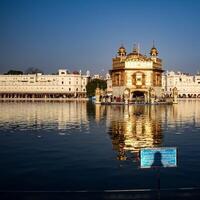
[{"x1": 0, "y1": 0, "x2": 200, "y2": 75}]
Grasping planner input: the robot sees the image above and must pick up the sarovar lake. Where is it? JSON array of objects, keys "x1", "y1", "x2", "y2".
[{"x1": 0, "y1": 100, "x2": 200, "y2": 192}]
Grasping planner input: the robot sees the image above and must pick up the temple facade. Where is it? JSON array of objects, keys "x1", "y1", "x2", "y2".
[{"x1": 109, "y1": 44, "x2": 164, "y2": 103}]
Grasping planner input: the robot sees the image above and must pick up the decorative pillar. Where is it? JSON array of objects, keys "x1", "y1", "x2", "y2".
[
  {"x1": 149, "y1": 87, "x2": 155, "y2": 104},
  {"x1": 144, "y1": 93, "x2": 148, "y2": 103},
  {"x1": 107, "y1": 96, "x2": 111, "y2": 103},
  {"x1": 100, "y1": 89, "x2": 104, "y2": 102},
  {"x1": 123, "y1": 88, "x2": 130, "y2": 105},
  {"x1": 95, "y1": 87, "x2": 101, "y2": 104},
  {"x1": 172, "y1": 87, "x2": 178, "y2": 104}
]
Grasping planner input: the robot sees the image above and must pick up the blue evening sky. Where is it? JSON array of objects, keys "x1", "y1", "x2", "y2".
[{"x1": 0, "y1": 0, "x2": 200, "y2": 75}]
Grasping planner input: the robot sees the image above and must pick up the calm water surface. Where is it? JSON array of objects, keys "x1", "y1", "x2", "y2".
[{"x1": 0, "y1": 100, "x2": 200, "y2": 191}]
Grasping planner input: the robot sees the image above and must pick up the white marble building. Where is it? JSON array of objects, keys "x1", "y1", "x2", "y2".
[
  {"x1": 162, "y1": 71, "x2": 200, "y2": 98},
  {"x1": 0, "y1": 69, "x2": 90, "y2": 99}
]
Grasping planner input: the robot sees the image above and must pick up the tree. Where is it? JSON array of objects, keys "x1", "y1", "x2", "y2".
[
  {"x1": 86, "y1": 79, "x2": 107, "y2": 97},
  {"x1": 25, "y1": 67, "x2": 44, "y2": 74},
  {"x1": 4, "y1": 70, "x2": 23, "y2": 75}
]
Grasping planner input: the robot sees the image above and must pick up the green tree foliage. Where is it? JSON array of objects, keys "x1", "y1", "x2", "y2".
[
  {"x1": 25, "y1": 67, "x2": 44, "y2": 74},
  {"x1": 86, "y1": 79, "x2": 107, "y2": 97},
  {"x1": 4, "y1": 70, "x2": 23, "y2": 75}
]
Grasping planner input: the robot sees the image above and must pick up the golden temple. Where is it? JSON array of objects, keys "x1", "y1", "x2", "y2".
[{"x1": 110, "y1": 44, "x2": 164, "y2": 103}]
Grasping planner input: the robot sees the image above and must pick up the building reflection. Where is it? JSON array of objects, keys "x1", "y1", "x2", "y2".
[
  {"x1": 96, "y1": 105, "x2": 163, "y2": 160},
  {"x1": 0, "y1": 101, "x2": 89, "y2": 131},
  {"x1": 160, "y1": 100, "x2": 200, "y2": 127},
  {"x1": 95, "y1": 101, "x2": 200, "y2": 161}
]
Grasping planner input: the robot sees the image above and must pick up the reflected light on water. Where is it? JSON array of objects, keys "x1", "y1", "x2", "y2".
[
  {"x1": 95, "y1": 100, "x2": 200, "y2": 160},
  {"x1": 0, "y1": 102, "x2": 89, "y2": 132},
  {"x1": 104, "y1": 105, "x2": 163, "y2": 160},
  {"x1": 1, "y1": 100, "x2": 200, "y2": 190}
]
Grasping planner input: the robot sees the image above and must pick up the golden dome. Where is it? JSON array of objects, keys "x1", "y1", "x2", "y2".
[
  {"x1": 150, "y1": 46, "x2": 158, "y2": 56},
  {"x1": 126, "y1": 45, "x2": 146, "y2": 59},
  {"x1": 118, "y1": 45, "x2": 126, "y2": 56}
]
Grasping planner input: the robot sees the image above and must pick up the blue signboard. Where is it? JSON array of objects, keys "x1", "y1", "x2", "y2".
[{"x1": 140, "y1": 147, "x2": 177, "y2": 168}]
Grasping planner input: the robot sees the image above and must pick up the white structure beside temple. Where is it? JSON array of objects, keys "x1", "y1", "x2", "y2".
[
  {"x1": 162, "y1": 71, "x2": 200, "y2": 98},
  {"x1": 106, "y1": 73, "x2": 112, "y2": 96},
  {"x1": 0, "y1": 69, "x2": 90, "y2": 99}
]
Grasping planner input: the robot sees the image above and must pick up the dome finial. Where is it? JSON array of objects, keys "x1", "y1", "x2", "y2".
[
  {"x1": 120, "y1": 40, "x2": 124, "y2": 47},
  {"x1": 133, "y1": 43, "x2": 138, "y2": 53}
]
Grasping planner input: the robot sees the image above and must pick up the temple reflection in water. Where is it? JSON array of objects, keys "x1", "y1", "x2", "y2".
[
  {"x1": 95, "y1": 104, "x2": 164, "y2": 160},
  {"x1": 0, "y1": 100, "x2": 200, "y2": 157},
  {"x1": 95, "y1": 101, "x2": 200, "y2": 161}
]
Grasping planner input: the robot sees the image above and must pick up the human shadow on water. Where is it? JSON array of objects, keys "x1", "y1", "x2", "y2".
[{"x1": 151, "y1": 151, "x2": 163, "y2": 168}]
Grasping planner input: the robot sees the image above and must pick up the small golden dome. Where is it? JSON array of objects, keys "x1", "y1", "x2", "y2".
[
  {"x1": 150, "y1": 46, "x2": 158, "y2": 56},
  {"x1": 118, "y1": 45, "x2": 126, "y2": 56}
]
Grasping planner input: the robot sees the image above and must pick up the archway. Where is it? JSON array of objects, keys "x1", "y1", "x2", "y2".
[
  {"x1": 182, "y1": 94, "x2": 186, "y2": 98},
  {"x1": 131, "y1": 91, "x2": 145, "y2": 103}
]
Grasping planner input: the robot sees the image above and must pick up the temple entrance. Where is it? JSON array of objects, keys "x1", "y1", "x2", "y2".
[{"x1": 131, "y1": 91, "x2": 145, "y2": 103}]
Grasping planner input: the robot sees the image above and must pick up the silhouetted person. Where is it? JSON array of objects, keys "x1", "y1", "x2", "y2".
[{"x1": 151, "y1": 151, "x2": 163, "y2": 168}]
